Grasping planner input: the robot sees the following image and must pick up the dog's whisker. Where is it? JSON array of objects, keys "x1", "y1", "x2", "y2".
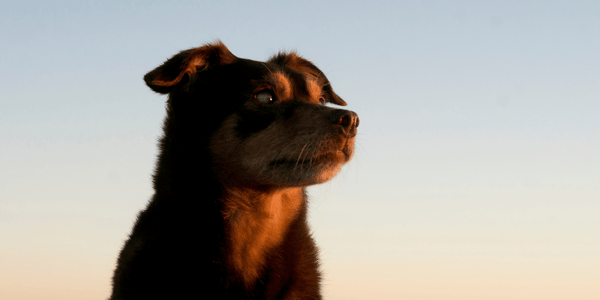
[{"x1": 294, "y1": 141, "x2": 311, "y2": 169}]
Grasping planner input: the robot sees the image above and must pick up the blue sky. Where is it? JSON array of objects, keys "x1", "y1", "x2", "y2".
[{"x1": 1, "y1": 1, "x2": 599, "y2": 299}]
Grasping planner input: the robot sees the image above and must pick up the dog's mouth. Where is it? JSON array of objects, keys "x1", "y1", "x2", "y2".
[{"x1": 269, "y1": 150, "x2": 349, "y2": 168}]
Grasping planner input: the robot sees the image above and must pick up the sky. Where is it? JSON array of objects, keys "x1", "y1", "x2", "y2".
[{"x1": 1, "y1": 1, "x2": 599, "y2": 299}]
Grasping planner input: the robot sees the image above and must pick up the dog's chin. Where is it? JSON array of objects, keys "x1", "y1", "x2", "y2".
[{"x1": 263, "y1": 151, "x2": 349, "y2": 187}]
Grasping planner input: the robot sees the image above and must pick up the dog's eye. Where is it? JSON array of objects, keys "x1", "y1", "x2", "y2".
[
  {"x1": 255, "y1": 91, "x2": 275, "y2": 104},
  {"x1": 319, "y1": 98, "x2": 326, "y2": 105}
]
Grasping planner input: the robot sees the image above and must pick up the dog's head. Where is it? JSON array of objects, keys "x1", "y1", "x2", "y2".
[{"x1": 145, "y1": 42, "x2": 358, "y2": 189}]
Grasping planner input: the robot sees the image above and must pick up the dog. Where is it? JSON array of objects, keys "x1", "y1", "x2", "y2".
[{"x1": 109, "y1": 41, "x2": 359, "y2": 299}]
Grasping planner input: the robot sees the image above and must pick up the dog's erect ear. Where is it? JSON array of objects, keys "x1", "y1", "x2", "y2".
[
  {"x1": 144, "y1": 41, "x2": 237, "y2": 94},
  {"x1": 269, "y1": 52, "x2": 347, "y2": 106}
]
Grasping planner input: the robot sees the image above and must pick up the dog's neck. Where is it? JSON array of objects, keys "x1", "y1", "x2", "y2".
[{"x1": 221, "y1": 186, "x2": 304, "y2": 286}]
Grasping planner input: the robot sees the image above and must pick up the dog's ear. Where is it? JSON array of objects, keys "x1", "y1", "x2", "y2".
[
  {"x1": 269, "y1": 52, "x2": 347, "y2": 106},
  {"x1": 144, "y1": 42, "x2": 237, "y2": 94}
]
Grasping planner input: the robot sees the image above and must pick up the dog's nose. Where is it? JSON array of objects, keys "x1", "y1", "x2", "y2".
[{"x1": 328, "y1": 109, "x2": 359, "y2": 137}]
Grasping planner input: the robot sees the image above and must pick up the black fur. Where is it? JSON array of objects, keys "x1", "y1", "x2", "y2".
[{"x1": 109, "y1": 42, "x2": 358, "y2": 300}]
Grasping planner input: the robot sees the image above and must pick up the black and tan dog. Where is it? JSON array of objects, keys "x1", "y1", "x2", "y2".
[{"x1": 109, "y1": 42, "x2": 358, "y2": 299}]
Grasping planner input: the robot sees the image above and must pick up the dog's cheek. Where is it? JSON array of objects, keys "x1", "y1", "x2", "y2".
[
  {"x1": 239, "y1": 124, "x2": 288, "y2": 164},
  {"x1": 234, "y1": 108, "x2": 278, "y2": 140},
  {"x1": 209, "y1": 116, "x2": 246, "y2": 178},
  {"x1": 209, "y1": 112, "x2": 283, "y2": 185}
]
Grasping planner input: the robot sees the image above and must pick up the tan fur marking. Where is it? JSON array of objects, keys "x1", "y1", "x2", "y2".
[
  {"x1": 283, "y1": 53, "x2": 347, "y2": 106},
  {"x1": 271, "y1": 72, "x2": 293, "y2": 100},
  {"x1": 151, "y1": 42, "x2": 236, "y2": 87},
  {"x1": 223, "y1": 188, "x2": 303, "y2": 286},
  {"x1": 151, "y1": 56, "x2": 206, "y2": 87},
  {"x1": 306, "y1": 79, "x2": 323, "y2": 102},
  {"x1": 284, "y1": 53, "x2": 321, "y2": 81}
]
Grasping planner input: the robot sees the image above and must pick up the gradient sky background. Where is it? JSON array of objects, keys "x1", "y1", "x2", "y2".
[{"x1": 1, "y1": 1, "x2": 599, "y2": 299}]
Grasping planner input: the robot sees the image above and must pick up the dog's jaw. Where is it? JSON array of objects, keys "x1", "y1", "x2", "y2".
[{"x1": 267, "y1": 148, "x2": 352, "y2": 185}]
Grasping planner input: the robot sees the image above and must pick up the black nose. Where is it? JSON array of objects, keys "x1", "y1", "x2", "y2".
[{"x1": 328, "y1": 109, "x2": 359, "y2": 137}]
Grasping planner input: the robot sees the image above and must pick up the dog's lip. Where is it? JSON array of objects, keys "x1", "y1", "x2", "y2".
[{"x1": 270, "y1": 150, "x2": 348, "y2": 167}]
